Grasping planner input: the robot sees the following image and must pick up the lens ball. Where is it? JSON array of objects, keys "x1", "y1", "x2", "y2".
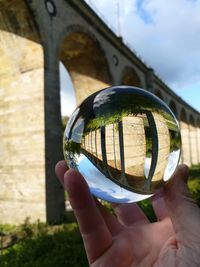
[{"x1": 63, "y1": 86, "x2": 181, "y2": 203}]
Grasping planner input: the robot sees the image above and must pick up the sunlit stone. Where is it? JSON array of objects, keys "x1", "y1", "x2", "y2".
[{"x1": 63, "y1": 86, "x2": 181, "y2": 203}]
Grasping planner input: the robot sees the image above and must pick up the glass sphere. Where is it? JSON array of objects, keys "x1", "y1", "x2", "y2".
[{"x1": 63, "y1": 86, "x2": 181, "y2": 203}]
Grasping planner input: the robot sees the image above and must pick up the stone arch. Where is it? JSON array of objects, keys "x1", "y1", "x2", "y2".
[
  {"x1": 154, "y1": 89, "x2": 164, "y2": 100},
  {"x1": 179, "y1": 108, "x2": 191, "y2": 166},
  {"x1": 169, "y1": 100, "x2": 178, "y2": 119},
  {"x1": 190, "y1": 114, "x2": 195, "y2": 126},
  {"x1": 121, "y1": 66, "x2": 142, "y2": 88},
  {"x1": 181, "y1": 108, "x2": 187, "y2": 122},
  {"x1": 0, "y1": 2, "x2": 41, "y2": 43},
  {"x1": 59, "y1": 30, "x2": 112, "y2": 105},
  {"x1": 189, "y1": 114, "x2": 198, "y2": 165},
  {"x1": 0, "y1": 1, "x2": 56, "y2": 224}
]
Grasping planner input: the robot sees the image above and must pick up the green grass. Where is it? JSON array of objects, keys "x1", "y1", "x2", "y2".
[
  {"x1": 0, "y1": 164, "x2": 199, "y2": 267},
  {"x1": 188, "y1": 164, "x2": 200, "y2": 206},
  {"x1": 0, "y1": 222, "x2": 88, "y2": 267}
]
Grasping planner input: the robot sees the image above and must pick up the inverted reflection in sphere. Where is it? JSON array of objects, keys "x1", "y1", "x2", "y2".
[{"x1": 63, "y1": 86, "x2": 181, "y2": 203}]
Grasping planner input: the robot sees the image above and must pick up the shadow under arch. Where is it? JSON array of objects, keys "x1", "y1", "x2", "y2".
[
  {"x1": 169, "y1": 100, "x2": 178, "y2": 119},
  {"x1": 121, "y1": 66, "x2": 142, "y2": 88},
  {"x1": 189, "y1": 114, "x2": 196, "y2": 127},
  {"x1": 59, "y1": 30, "x2": 112, "y2": 105},
  {"x1": 197, "y1": 118, "x2": 200, "y2": 128},
  {"x1": 0, "y1": 1, "x2": 43, "y2": 77},
  {"x1": 154, "y1": 89, "x2": 164, "y2": 100},
  {"x1": 0, "y1": 1, "x2": 41, "y2": 43},
  {"x1": 180, "y1": 108, "x2": 187, "y2": 123}
]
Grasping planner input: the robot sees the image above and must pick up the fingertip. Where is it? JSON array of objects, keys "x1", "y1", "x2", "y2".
[
  {"x1": 166, "y1": 163, "x2": 189, "y2": 189},
  {"x1": 63, "y1": 168, "x2": 85, "y2": 188},
  {"x1": 55, "y1": 160, "x2": 68, "y2": 186},
  {"x1": 63, "y1": 169, "x2": 93, "y2": 210},
  {"x1": 179, "y1": 163, "x2": 189, "y2": 172},
  {"x1": 63, "y1": 169, "x2": 89, "y2": 196},
  {"x1": 163, "y1": 163, "x2": 190, "y2": 204},
  {"x1": 55, "y1": 160, "x2": 67, "y2": 173},
  {"x1": 64, "y1": 168, "x2": 80, "y2": 177},
  {"x1": 163, "y1": 164, "x2": 200, "y2": 239},
  {"x1": 177, "y1": 164, "x2": 189, "y2": 182}
]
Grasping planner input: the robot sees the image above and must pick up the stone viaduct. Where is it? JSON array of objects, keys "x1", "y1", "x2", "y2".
[{"x1": 0, "y1": 0, "x2": 200, "y2": 224}]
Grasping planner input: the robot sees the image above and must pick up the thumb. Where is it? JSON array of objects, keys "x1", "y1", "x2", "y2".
[{"x1": 164, "y1": 164, "x2": 200, "y2": 242}]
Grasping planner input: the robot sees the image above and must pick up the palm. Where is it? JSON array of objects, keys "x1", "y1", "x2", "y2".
[
  {"x1": 55, "y1": 161, "x2": 200, "y2": 267},
  {"x1": 90, "y1": 205, "x2": 177, "y2": 267}
]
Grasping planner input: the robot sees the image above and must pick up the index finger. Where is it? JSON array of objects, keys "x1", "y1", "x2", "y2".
[
  {"x1": 55, "y1": 160, "x2": 68, "y2": 186},
  {"x1": 64, "y1": 169, "x2": 112, "y2": 264}
]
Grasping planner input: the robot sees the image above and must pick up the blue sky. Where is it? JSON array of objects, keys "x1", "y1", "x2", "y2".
[
  {"x1": 84, "y1": 0, "x2": 200, "y2": 112},
  {"x1": 135, "y1": 0, "x2": 154, "y2": 24},
  {"x1": 60, "y1": 0, "x2": 200, "y2": 116}
]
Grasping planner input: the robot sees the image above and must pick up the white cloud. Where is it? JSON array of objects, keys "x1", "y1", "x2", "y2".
[
  {"x1": 121, "y1": 0, "x2": 200, "y2": 87},
  {"x1": 85, "y1": 0, "x2": 200, "y2": 110}
]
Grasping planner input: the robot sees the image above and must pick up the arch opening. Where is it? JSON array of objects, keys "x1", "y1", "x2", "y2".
[
  {"x1": 59, "y1": 61, "x2": 76, "y2": 132},
  {"x1": 169, "y1": 100, "x2": 178, "y2": 119},
  {"x1": 189, "y1": 115, "x2": 195, "y2": 127},
  {"x1": 197, "y1": 118, "x2": 200, "y2": 128},
  {"x1": 180, "y1": 108, "x2": 187, "y2": 124},
  {"x1": 121, "y1": 66, "x2": 142, "y2": 88},
  {"x1": 154, "y1": 89, "x2": 164, "y2": 100},
  {"x1": 59, "y1": 31, "x2": 112, "y2": 105}
]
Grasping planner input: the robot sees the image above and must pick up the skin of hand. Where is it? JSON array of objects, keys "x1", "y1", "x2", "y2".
[{"x1": 55, "y1": 161, "x2": 200, "y2": 267}]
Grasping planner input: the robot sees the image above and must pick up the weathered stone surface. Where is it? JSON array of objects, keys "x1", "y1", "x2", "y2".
[
  {"x1": 190, "y1": 124, "x2": 199, "y2": 165},
  {"x1": 0, "y1": 0, "x2": 65, "y2": 224},
  {"x1": 0, "y1": 4, "x2": 44, "y2": 218}
]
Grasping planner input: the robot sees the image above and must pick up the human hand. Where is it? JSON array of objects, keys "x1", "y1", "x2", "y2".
[{"x1": 55, "y1": 161, "x2": 200, "y2": 267}]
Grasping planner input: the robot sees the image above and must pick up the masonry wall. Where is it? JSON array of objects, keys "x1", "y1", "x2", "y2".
[
  {"x1": 180, "y1": 121, "x2": 191, "y2": 166},
  {"x1": 0, "y1": 1, "x2": 46, "y2": 224}
]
